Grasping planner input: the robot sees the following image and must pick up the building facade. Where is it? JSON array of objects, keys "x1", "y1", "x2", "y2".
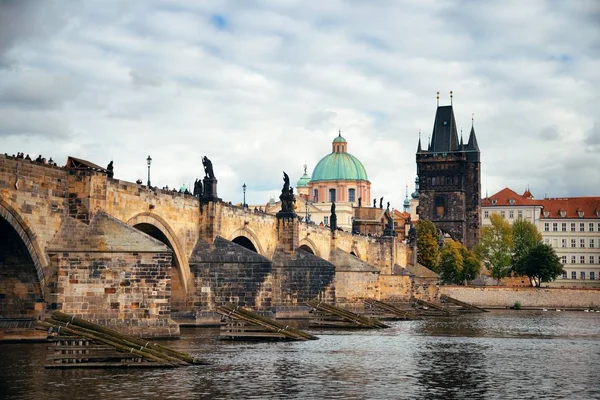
[
  {"x1": 482, "y1": 188, "x2": 600, "y2": 288},
  {"x1": 415, "y1": 98, "x2": 481, "y2": 248}
]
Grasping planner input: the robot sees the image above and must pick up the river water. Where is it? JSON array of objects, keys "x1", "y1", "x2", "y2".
[{"x1": 1, "y1": 310, "x2": 599, "y2": 399}]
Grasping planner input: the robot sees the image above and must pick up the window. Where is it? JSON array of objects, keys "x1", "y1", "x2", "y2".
[
  {"x1": 324, "y1": 216, "x2": 329, "y2": 225},
  {"x1": 598, "y1": 223, "x2": 600, "y2": 231},
  {"x1": 544, "y1": 238, "x2": 550, "y2": 245},
  {"x1": 580, "y1": 239, "x2": 585, "y2": 248},
  {"x1": 590, "y1": 223, "x2": 594, "y2": 232},
  {"x1": 435, "y1": 196, "x2": 446, "y2": 217},
  {"x1": 591, "y1": 272, "x2": 596, "y2": 280},
  {"x1": 580, "y1": 256, "x2": 585, "y2": 264},
  {"x1": 590, "y1": 256, "x2": 595, "y2": 264},
  {"x1": 561, "y1": 255, "x2": 567, "y2": 264},
  {"x1": 544, "y1": 223, "x2": 549, "y2": 232},
  {"x1": 348, "y1": 188, "x2": 356, "y2": 202},
  {"x1": 500, "y1": 211, "x2": 505, "y2": 218},
  {"x1": 561, "y1": 239, "x2": 567, "y2": 248},
  {"x1": 580, "y1": 223, "x2": 585, "y2": 232},
  {"x1": 553, "y1": 223, "x2": 558, "y2": 231},
  {"x1": 313, "y1": 189, "x2": 318, "y2": 202},
  {"x1": 561, "y1": 223, "x2": 567, "y2": 232},
  {"x1": 562, "y1": 271, "x2": 567, "y2": 279},
  {"x1": 484, "y1": 211, "x2": 489, "y2": 218},
  {"x1": 509, "y1": 211, "x2": 514, "y2": 219},
  {"x1": 571, "y1": 271, "x2": 577, "y2": 279},
  {"x1": 518, "y1": 211, "x2": 523, "y2": 219},
  {"x1": 590, "y1": 239, "x2": 595, "y2": 248},
  {"x1": 571, "y1": 256, "x2": 576, "y2": 264},
  {"x1": 571, "y1": 239, "x2": 576, "y2": 248},
  {"x1": 571, "y1": 223, "x2": 576, "y2": 232},
  {"x1": 580, "y1": 271, "x2": 586, "y2": 280},
  {"x1": 329, "y1": 188, "x2": 336, "y2": 202}
]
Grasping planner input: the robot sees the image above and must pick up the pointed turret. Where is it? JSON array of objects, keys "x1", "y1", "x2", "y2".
[
  {"x1": 467, "y1": 125, "x2": 479, "y2": 151},
  {"x1": 417, "y1": 132, "x2": 422, "y2": 153}
]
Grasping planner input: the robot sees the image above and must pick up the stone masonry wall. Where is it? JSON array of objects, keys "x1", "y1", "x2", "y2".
[
  {"x1": 51, "y1": 250, "x2": 178, "y2": 337},
  {"x1": 441, "y1": 286, "x2": 600, "y2": 308}
]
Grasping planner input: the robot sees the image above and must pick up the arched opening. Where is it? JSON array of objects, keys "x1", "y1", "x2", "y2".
[
  {"x1": 232, "y1": 236, "x2": 258, "y2": 253},
  {"x1": 299, "y1": 244, "x2": 315, "y2": 255},
  {"x1": 0, "y1": 217, "x2": 44, "y2": 318},
  {"x1": 133, "y1": 223, "x2": 186, "y2": 311}
]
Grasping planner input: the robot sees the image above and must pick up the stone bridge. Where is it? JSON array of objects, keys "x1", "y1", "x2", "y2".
[{"x1": 0, "y1": 155, "x2": 438, "y2": 337}]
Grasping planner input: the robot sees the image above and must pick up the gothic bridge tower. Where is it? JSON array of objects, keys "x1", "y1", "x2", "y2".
[{"x1": 415, "y1": 92, "x2": 481, "y2": 248}]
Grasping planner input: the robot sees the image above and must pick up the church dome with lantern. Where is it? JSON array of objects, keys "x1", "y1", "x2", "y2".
[{"x1": 306, "y1": 131, "x2": 371, "y2": 206}]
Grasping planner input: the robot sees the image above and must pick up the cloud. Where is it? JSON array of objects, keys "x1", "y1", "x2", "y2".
[{"x1": 0, "y1": 0, "x2": 599, "y2": 207}]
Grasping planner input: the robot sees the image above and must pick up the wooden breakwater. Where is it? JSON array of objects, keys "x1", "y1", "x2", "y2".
[
  {"x1": 363, "y1": 299, "x2": 422, "y2": 320},
  {"x1": 307, "y1": 300, "x2": 389, "y2": 329},
  {"x1": 217, "y1": 304, "x2": 318, "y2": 341},
  {"x1": 39, "y1": 311, "x2": 205, "y2": 368}
]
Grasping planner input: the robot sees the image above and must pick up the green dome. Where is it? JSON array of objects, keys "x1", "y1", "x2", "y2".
[
  {"x1": 311, "y1": 152, "x2": 368, "y2": 182},
  {"x1": 333, "y1": 135, "x2": 347, "y2": 143},
  {"x1": 297, "y1": 173, "x2": 311, "y2": 187}
]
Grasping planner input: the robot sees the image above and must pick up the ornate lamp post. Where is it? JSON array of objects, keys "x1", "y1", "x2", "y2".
[
  {"x1": 242, "y1": 183, "x2": 247, "y2": 208},
  {"x1": 305, "y1": 201, "x2": 311, "y2": 225},
  {"x1": 146, "y1": 155, "x2": 152, "y2": 187}
]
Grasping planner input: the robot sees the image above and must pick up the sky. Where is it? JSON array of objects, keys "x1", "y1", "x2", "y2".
[{"x1": 1, "y1": 0, "x2": 599, "y2": 207}]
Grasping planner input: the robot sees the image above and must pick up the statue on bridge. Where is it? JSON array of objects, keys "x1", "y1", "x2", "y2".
[
  {"x1": 277, "y1": 171, "x2": 296, "y2": 219},
  {"x1": 379, "y1": 197, "x2": 383, "y2": 209},
  {"x1": 358, "y1": 197, "x2": 362, "y2": 207},
  {"x1": 106, "y1": 161, "x2": 114, "y2": 179},
  {"x1": 203, "y1": 156, "x2": 215, "y2": 180},
  {"x1": 330, "y1": 202, "x2": 337, "y2": 232},
  {"x1": 193, "y1": 178, "x2": 203, "y2": 198},
  {"x1": 373, "y1": 199, "x2": 376, "y2": 208},
  {"x1": 201, "y1": 156, "x2": 219, "y2": 203}
]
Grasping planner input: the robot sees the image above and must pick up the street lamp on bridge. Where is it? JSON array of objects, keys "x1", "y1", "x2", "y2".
[
  {"x1": 146, "y1": 155, "x2": 152, "y2": 187},
  {"x1": 242, "y1": 183, "x2": 247, "y2": 208}
]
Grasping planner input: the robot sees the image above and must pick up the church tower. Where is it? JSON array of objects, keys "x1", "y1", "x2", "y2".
[{"x1": 415, "y1": 92, "x2": 481, "y2": 248}]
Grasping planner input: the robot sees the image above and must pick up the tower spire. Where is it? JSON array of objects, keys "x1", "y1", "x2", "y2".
[
  {"x1": 436, "y1": 91, "x2": 439, "y2": 107},
  {"x1": 417, "y1": 130, "x2": 422, "y2": 152},
  {"x1": 450, "y1": 90, "x2": 453, "y2": 106}
]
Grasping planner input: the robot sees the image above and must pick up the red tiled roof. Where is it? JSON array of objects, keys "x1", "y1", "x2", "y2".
[
  {"x1": 481, "y1": 187, "x2": 542, "y2": 207},
  {"x1": 393, "y1": 209, "x2": 410, "y2": 221},
  {"x1": 538, "y1": 197, "x2": 600, "y2": 219}
]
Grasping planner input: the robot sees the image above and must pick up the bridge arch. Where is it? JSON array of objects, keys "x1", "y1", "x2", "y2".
[
  {"x1": 299, "y1": 238, "x2": 319, "y2": 257},
  {"x1": 0, "y1": 199, "x2": 47, "y2": 315},
  {"x1": 229, "y1": 227, "x2": 265, "y2": 255},
  {"x1": 126, "y1": 213, "x2": 190, "y2": 294}
]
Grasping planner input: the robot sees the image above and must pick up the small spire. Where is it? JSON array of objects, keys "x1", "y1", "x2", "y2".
[
  {"x1": 417, "y1": 130, "x2": 422, "y2": 152},
  {"x1": 303, "y1": 163, "x2": 307, "y2": 175},
  {"x1": 460, "y1": 128, "x2": 464, "y2": 147},
  {"x1": 450, "y1": 90, "x2": 453, "y2": 105},
  {"x1": 472, "y1": 112, "x2": 474, "y2": 127},
  {"x1": 436, "y1": 91, "x2": 439, "y2": 107},
  {"x1": 338, "y1": 128, "x2": 341, "y2": 137}
]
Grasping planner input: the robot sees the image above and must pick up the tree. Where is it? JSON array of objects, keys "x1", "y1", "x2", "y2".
[
  {"x1": 520, "y1": 243, "x2": 564, "y2": 287},
  {"x1": 439, "y1": 239, "x2": 463, "y2": 284},
  {"x1": 511, "y1": 219, "x2": 543, "y2": 281},
  {"x1": 460, "y1": 245, "x2": 482, "y2": 284},
  {"x1": 416, "y1": 220, "x2": 440, "y2": 271},
  {"x1": 475, "y1": 213, "x2": 512, "y2": 284}
]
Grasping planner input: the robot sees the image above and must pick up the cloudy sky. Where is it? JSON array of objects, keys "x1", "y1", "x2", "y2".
[{"x1": 1, "y1": 0, "x2": 599, "y2": 207}]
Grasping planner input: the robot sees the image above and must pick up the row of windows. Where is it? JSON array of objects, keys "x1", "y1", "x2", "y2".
[
  {"x1": 544, "y1": 222, "x2": 599, "y2": 232},
  {"x1": 313, "y1": 188, "x2": 356, "y2": 203},
  {"x1": 484, "y1": 210, "x2": 524, "y2": 219},
  {"x1": 545, "y1": 238, "x2": 596, "y2": 248},
  {"x1": 562, "y1": 271, "x2": 597, "y2": 280},
  {"x1": 561, "y1": 255, "x2": 598, "y2": 264},
  {"x1": 426, "y1": 176, "x2": 459, "y2": 187}
]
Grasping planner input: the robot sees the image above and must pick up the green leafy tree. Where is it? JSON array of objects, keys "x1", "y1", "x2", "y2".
[
  {"x1": 439, "y1": 239, "x2": 463, "y2": 284},
  {"x1": 520, "y1": 243, "x2": 564, "y2": 287},
  {"x1": 511, "y1": 219, "x2": 543, "y2": 281},
  {"x1": 416, "y1": 220, "x2": 440, "y2": 271},
  {"x1": 460, "y1": 245, "x2": 482, "y2": 284},
  {"x1": 475, "y1": 213, "x2": 512, "y2": 284}
]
